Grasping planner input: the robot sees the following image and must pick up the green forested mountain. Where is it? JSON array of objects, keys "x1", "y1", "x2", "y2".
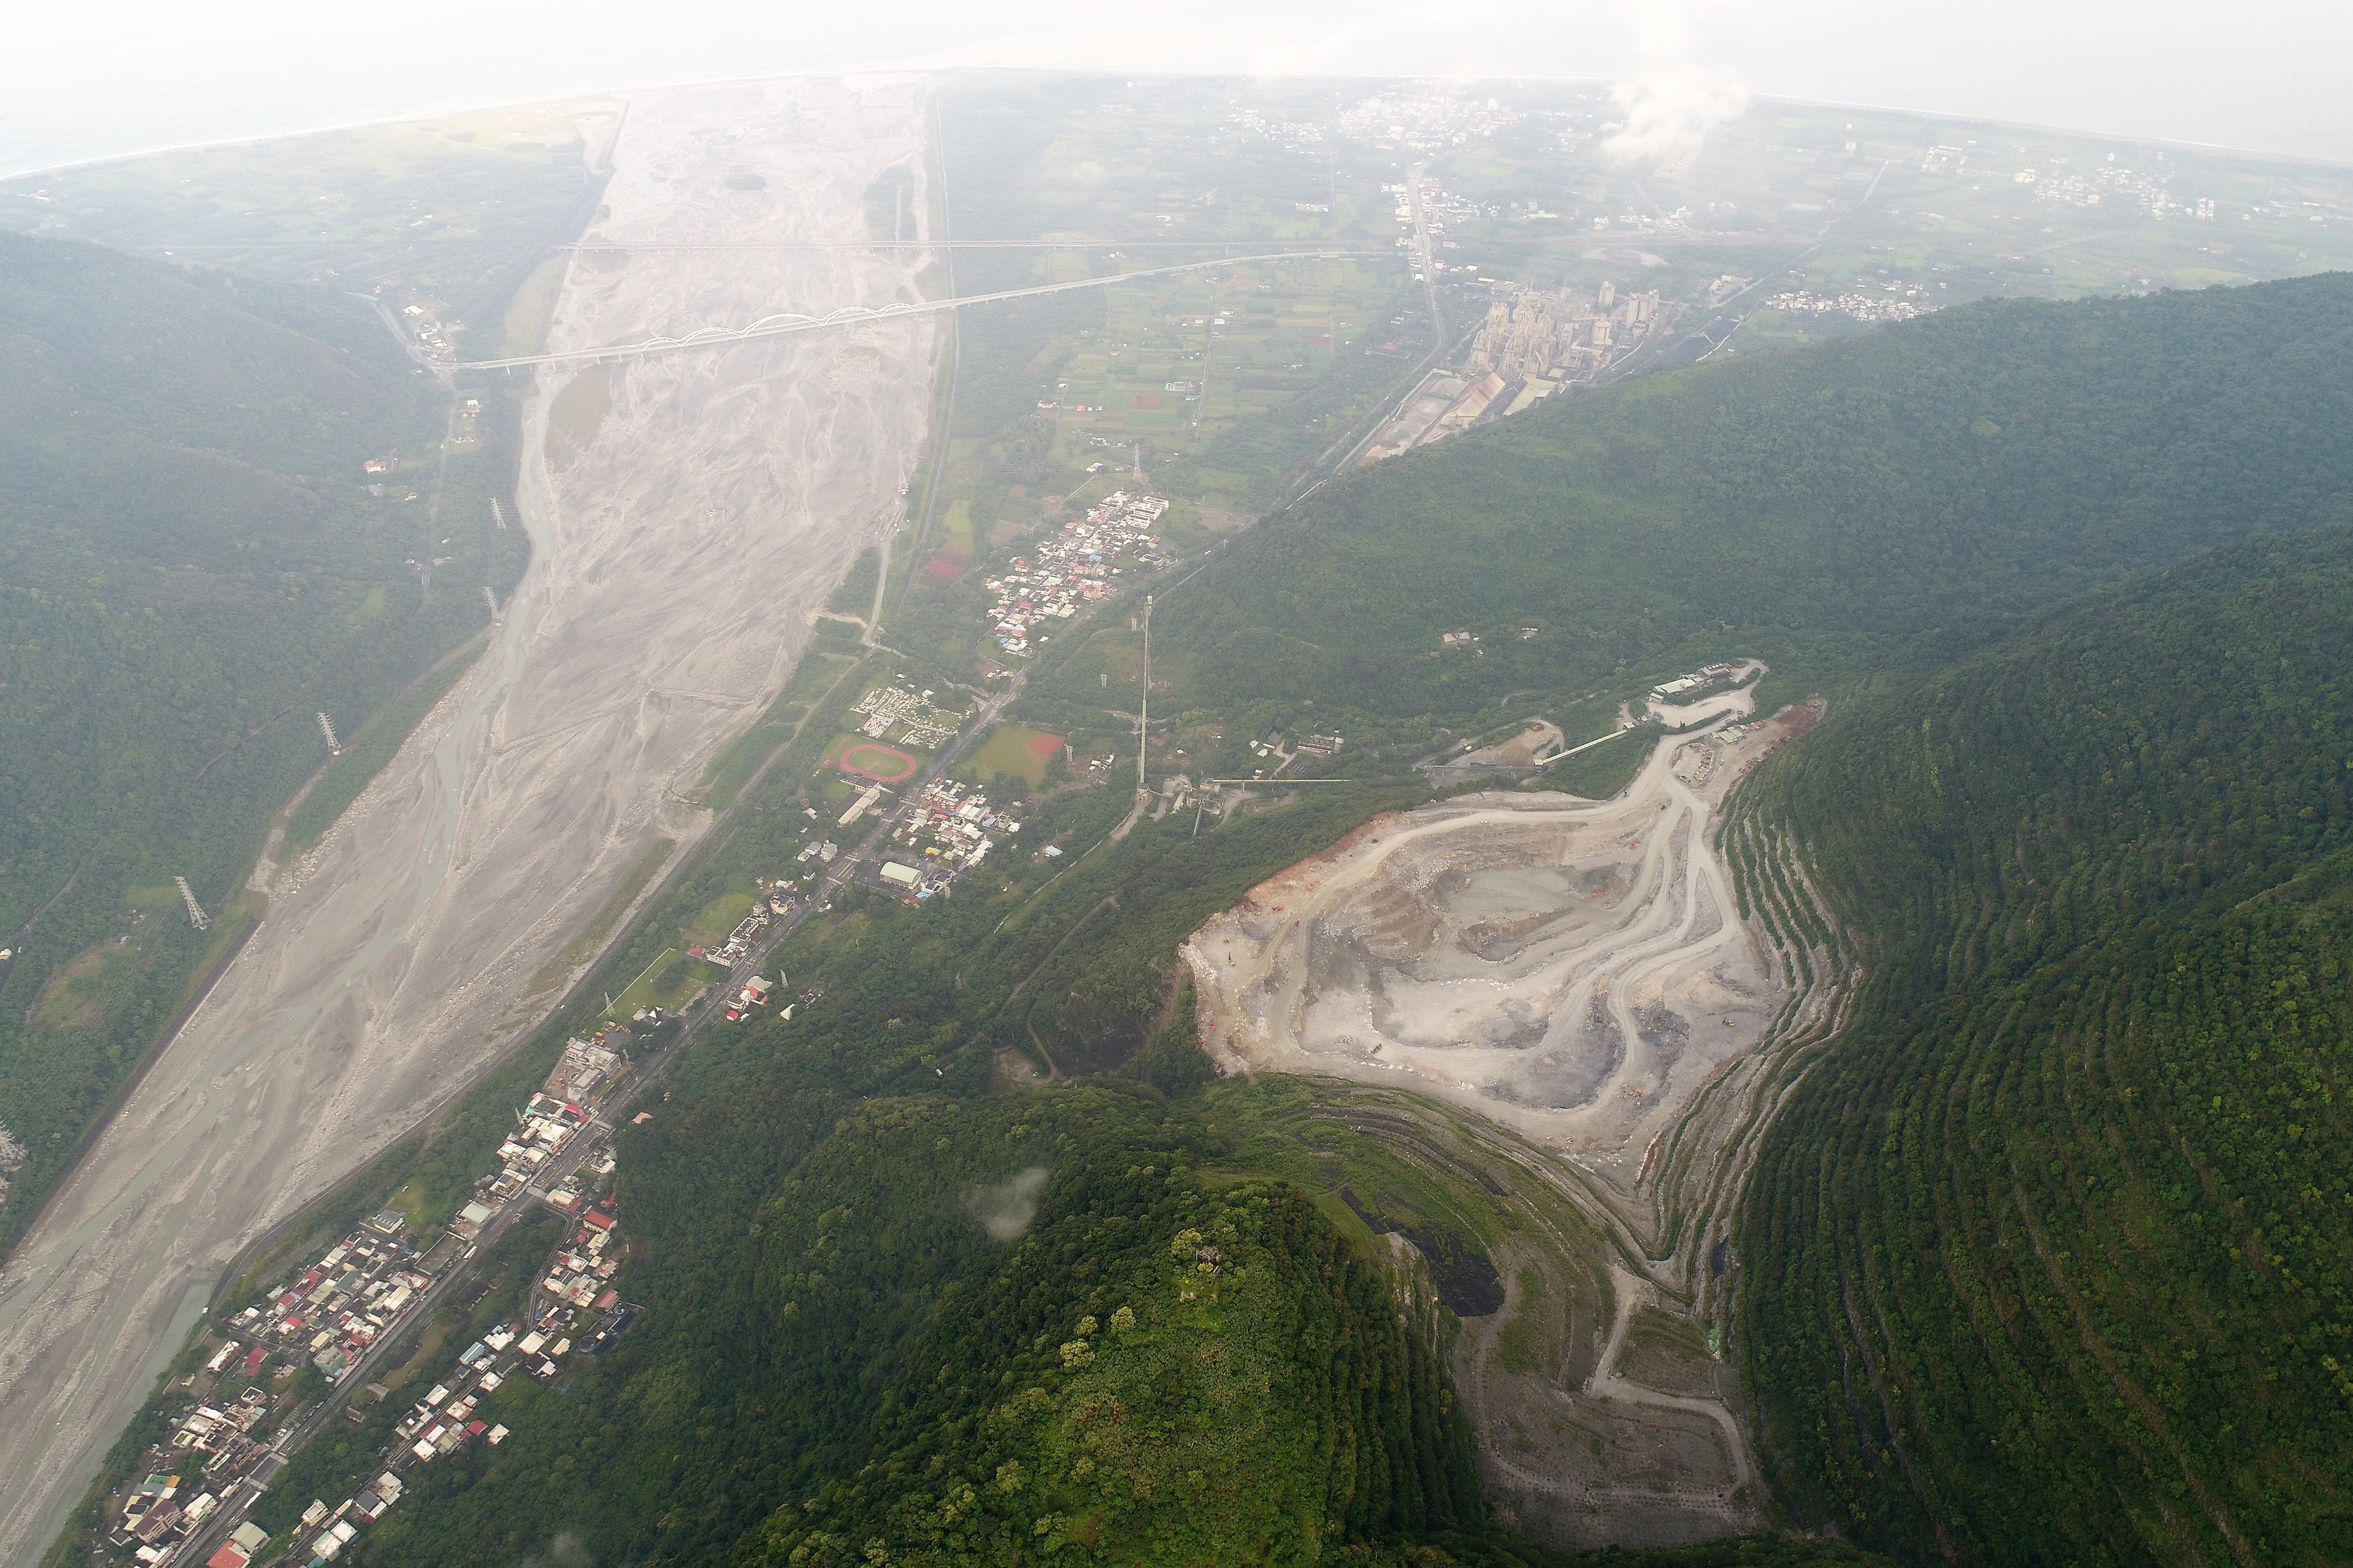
[
  {"x1": 84, "y1": 257, "x2": 2353, "y2": 1567},
  {"x1": 353, "y1": 1086, "x2": 1486, "y2": 1566},
  {"x1": 231, "y1": 652, "x2": 1868, "y2": 1568},
  {"x1": 0, "y1": 232, "x2": 520, "y2": 1247},
  {"x1": 1733, "y1": 527, "x2": 2353, "y2": 1562},
  {"x1": 1143, "y1": 275, "x2": 2353, "y2": 727}
]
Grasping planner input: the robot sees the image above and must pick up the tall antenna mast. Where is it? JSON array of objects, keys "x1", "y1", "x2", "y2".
[
  {"x1": 1138, "y1": 594, "x2": 1153, "y2": 790},
  {"x1": 173, "y1": 877, "x2": 211, "y2": 931}
]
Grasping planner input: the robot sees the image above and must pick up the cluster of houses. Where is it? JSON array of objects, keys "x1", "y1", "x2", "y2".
[
  {"x1": 874, "y1": 779, "x2": 1021, "y2": 901},
  {"x1": 103, "y1": 1211, "x2": 429, "y2": 1562},
  {"x1": 1341, "y1": 94, "x2": 1519, "y2": 154},
  {"x1": 536, "y1": 1198, "x2": 626, "y2": 1325},
  {"x1": 2015, "y1": 161, "x2": 2216, "y2": 221},
  {"x1": 395, "y1": 298, "x2": 460, "y2": 358},
  {"x1": 723, "y1": 974, "x2": 780, "y2": 1024},
  {"x1": 275, "y1": 1111, "x2": 628, "y2": 1562},
  {"x1": 284, "y1": 1156, "x2": 630, "y2": 1565},
  {"x1": 1765, "y1": 287, "x2": 1934, "y2": 324},
  {"x1": 982, "y1": 491, "x2": 1171, "y2": 655},
  {"x1": 543, "y1": 1032, "x2": 628, "y2": 1109},
  {"x1": 284, "y1": 1475, "x2": 401, "y2": 1566},
  {"x1": 689, "y1": 904, "x2": 772, "y2": 970},
  {"x1": 1221, "y1": 104, "x2": 1328, "y2": 154},
  {"x1": 477, "y1": 1092, "x2": 598, "y2": 1219},
  {"x1": 112, "y1": 1457, "x2": 255, "y2": 1562},
  {"x1": 261, "y1": 1227, "x2": 425, "y2": 1388},
  {"x1": 102, "y1": 1003, "x2": 643, "y2": 1566}
]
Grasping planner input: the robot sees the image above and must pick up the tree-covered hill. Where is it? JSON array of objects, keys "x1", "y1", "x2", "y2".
[
  {"x1": 1732, "y1": 526, "x2": 2353, "y2": 1563},
  {"x1": 352, "y1": 1084, "x2": 1483, "y2": 1566},
  {"x1": 218, "y1": 639, "x2": 1887, "y2": 1568},
  {"x1": 1143, "y1": 274, "x2": 2353, "y2": 727},
  {"x1": 0, "y1": 233, "x2": 522, "y2": 1249},
  {"x1": 347, "y1": 1064, "x2": 1878, "y2": 1568},
  {"x1": 76, "y1": 252, "x2": 2353, "y2": 1566}
]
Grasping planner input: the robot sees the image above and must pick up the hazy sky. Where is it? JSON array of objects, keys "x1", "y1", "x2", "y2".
[{"x1": 4, "y1": 0, "x2": 2347, "y2": 179}]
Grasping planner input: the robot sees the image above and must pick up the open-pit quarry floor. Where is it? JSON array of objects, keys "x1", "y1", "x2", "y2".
[
  {"x1": 1187, "y1": 678, "x2": 1841, "y2": 1547},
  {"x1": 0, "y1": 76, "x2": 939, "y2": 1562}
]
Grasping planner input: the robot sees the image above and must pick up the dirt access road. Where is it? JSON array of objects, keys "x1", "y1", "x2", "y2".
[
  {"x1": 0, "y1": 76, "x2": 939, "y2": 1564},
  {"x1": 1188, "y1": 681, "x2": 1777, "y2": 1214},
  {"x1": 1187, "y1": 675, "x2": 1838, "y2": 1547}
]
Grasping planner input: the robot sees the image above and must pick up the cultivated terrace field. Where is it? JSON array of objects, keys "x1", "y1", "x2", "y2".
[{"x1": 1734, "y1": 529, "x2": 2353, "y2": 1563}]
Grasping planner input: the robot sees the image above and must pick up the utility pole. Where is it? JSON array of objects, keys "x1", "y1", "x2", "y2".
[
  {"x1": 173, "y1": 877, "x2": 211, "y2": 931},
  {"x1": 1137, "y1": 594, "x2": 1154, "y2": 791}
]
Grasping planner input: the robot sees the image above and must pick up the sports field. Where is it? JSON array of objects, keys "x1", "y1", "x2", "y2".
[
  {"x1": 838, "y1": 741, "x2": 920, "y2": 782},
  {"x1": 607, "y1": 948, "x2": 706, "y2": 1019},
  {"x1": 965, "y1": 724, "x2": 1066, "y2": 784}
]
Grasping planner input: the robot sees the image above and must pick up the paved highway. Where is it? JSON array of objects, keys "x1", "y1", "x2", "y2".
[
  {"x1": 556, "y1": 240, "x2": 1330, "y2": 252},
  {"x1": 443, "y1": 251, "x2": 1383, "y2": 372},
  {"x1": 165, "y1": 1113, "x2": 615, "y2": 1567}
]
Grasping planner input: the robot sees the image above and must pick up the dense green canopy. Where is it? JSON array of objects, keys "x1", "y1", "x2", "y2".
[
  {"x1": 1735, "y1": 527, "x2": 2353, "y2": 1563},
  {"x1": 1148, "y1": 275, "x2": 2353, "y2": 724},
  {"x1": 0, "y1": 233, "x2": 518, "y2": 1247},
  {"x1": 41, "y1": 239, "x2": 2353, "y2": 1566},
  {"x1": 353, "y1": 1085, "x2": 1486, "y2": 1566}
]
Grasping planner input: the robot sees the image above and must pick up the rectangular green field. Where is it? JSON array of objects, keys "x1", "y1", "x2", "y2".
[
  {"x1": 963, "y1": 724, "x2": 1067, "y2": 785},
  {"x1": 684, "y1": 891, "x2": 755, "y2": 949},
  {"x1": 608, "y1": 948, "x2": 704, "y2": 1018}
]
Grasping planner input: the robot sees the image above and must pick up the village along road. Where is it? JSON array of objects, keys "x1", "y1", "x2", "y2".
[
  {"x1": 0, "y1": 76, "x2": 943, "y2": 1565},
  {"x1": 167, "y1": 666, "x2": 1021, "y2": 1568}
]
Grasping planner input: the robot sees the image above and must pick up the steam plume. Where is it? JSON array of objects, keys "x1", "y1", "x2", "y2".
[{"x1": 1600, "y1": 2, "x2": 1748, "y2": 165}]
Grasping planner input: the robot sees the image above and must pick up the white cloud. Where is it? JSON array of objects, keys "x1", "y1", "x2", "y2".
[
  {"x1": 1603, "y1": 65, "x2": 1751, "y2": 164},
  {"x1": 1600, "y1": 1, "x2": 1749, "y2": 165}
]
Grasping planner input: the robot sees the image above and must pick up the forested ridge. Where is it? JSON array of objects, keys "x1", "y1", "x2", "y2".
[
  {"x1": 81, "y1": 261, "x2": 2353, "y2": 1564},
  {"x1": 0, "y1": 232, "x2": 521, "y2": 1248},
  {"x1": 1733, "y1": 527, "x2": 2353, "y2": 1562},
  {"x1": 1144, "y1": 274, "x2": 2353, "y2": 730},
  {"x1": 348, "y1": 1067, "x2": 1872, "y2": 1568},
  {"x1": 357, "y1": 1086, "x2": 1488, "y2": 1566},
  {"x1": 269, "y1": 642, "x2": 1871, "y2": 1568}
]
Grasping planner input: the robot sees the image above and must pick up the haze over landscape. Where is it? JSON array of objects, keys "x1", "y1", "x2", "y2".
[
  {"x1": 0, "y1": 8, "x2": 2348, "y2": 1568},
  {"x1": 7, "y1": 0, "x2": 2353, "y2": 177}
]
